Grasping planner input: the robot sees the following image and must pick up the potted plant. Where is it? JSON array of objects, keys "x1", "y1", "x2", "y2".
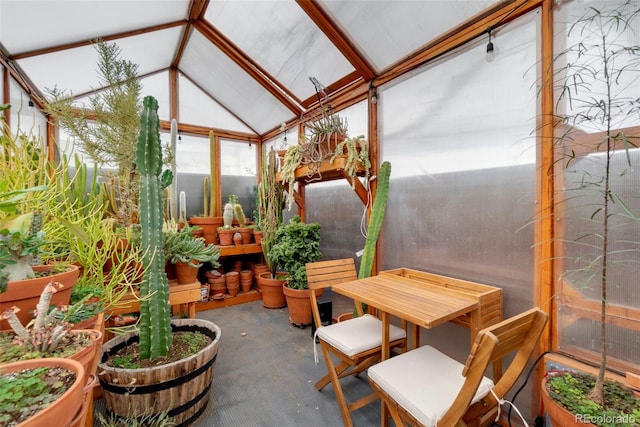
[
  {"x1": 330, "y1": 134, "x2": 371, "y2": 188},
  {"x1": 256, "y1": 148, "x2": 286, "y2": 307},
  {"x1": 269, "y1": 215, "x2": 322, "y2": 326},
  {"x1": 540, "y1": 2, "x2": 640, "y2": 425},
  {"x1": 98, "y1": 96, "x2": 222, "y2": 426},
  {"x1": 164, "y1": 224, "x2": 221, "y2": 284},
  {"x1": 0, "y1": 357, "x2": 88, "y2": 426},
  {"x1": 0, "y1": 281, "x2": 102, "y2": 385},
  {"x1": 189, "y1": 131, "x2": 225, "y2": 244},
  {"x1": 0, "y1": 121, "x2": 81, "y2": 329}
]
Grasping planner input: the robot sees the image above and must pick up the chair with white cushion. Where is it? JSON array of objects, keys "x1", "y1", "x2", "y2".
[
  {"x1": 306, "y1": 258, "x2": 407, "y2": 427},
  {"x1": 368, "y1": 307, "x2": 548, "y2": 427}
]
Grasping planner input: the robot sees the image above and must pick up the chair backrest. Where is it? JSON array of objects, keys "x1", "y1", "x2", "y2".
[
  {"x1": 306, "y1": 258, "x2": 357, "y2": 290},
  {"x1": 438, "y1": 307, "x2": 548, "y2": 426},
  {"x1": 306, "y1": 259, "x2": 358, "y2": 328}
]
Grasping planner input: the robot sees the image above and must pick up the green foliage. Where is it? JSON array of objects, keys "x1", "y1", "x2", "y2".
[
  {"x1": 0, "y1": 366, "x2": 75, "y2": 425},
  {"x1": 550, "y1": 0, "x2": 640, "y2": 403},
  {"x1": 258, "y1": 148, "x2": 284, "y2": 275},
  {"x1": 44, "y1": 40, "x2": 141, "y2": 171},
  {"x1": 136, "y1": 95, "x2": 172, "y2": 360},
  {"x1": 269, "y1": 215, "x2": 322, "y2": 289},
  {"x1": 111, "y1": 354, "x2": 139, "y2": 369},
  {"x1": 546, "y1": 372, "x2": 640, "y2": 427},
  {"x1": 96, "y1": 407, "x2": 176, "y2": 427},
  {"x1": 164, "y1": 226, "x2": 220, "y2": 267}
]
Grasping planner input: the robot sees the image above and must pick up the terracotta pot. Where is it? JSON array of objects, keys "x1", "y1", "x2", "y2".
[
  {"x1": 218, "y1": 228, "x2": 235, "y2": 246},
  {"x1": 541, "y1": 375, "x2": 596, "y2": 426},
  {"x1": 0, "y1": 264, "x2": 81, "y2": 331},
  {"x1": 189, "y1": 216, "x2": 224, "y2": 245},
  {"x1": 337, "y1": 312, "x2": 354, "y2": 323},
  {"x1": 233, "y1": 232, "x2": 242, "y2": 246},
  {"x1": 257, "y1": 271, "x2": 287, "y2": 309},
  {"x1": 252, "y1": 263, "x2": 269, "y2": 278},
  {"x1": 225, "y1": 271, "x2": 240, "y2": 287},
  {"x1": 174, "y1": 261, "x2": 200, "y2": 284},
  {"x1": 0, "y1": 358, "x2": 86, "y2": 427},
  {"x1": 237, "y1": 227, "x2": 253, "y2": 244},
  {"x1": 227, "y1": 283, "x2": 240, "y2": 297},
  {"x1": 252, "y1": 230, "x2": 264, "y2": 245},
  {"x1": 210, "y1": 275, "x2": 226, "y2": 296},
  {"x1": 283, "y1": 284, "x2": 324, "y2": 326},
  {"x1": 98, "y1": 319, "x2": 221, "y2": 426},
  {"x1": 240, "y1": 279, "x2": 253, "y2": 293}
]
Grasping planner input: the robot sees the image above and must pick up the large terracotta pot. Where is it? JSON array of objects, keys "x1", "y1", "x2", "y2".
[
  {"x1": 283, "y1": 284, "x2": 324, "y2": 327},
  {"x1": 98, "y1": 318, "x2": 222, "y2": 426},
  {"x1": 257, "y1": 271, "x2": 287, "y2": 309},
  {"x1": 0, "y1": 358, "x2": 87, "y2": 427},
  {"x1": 541, "y1": 375, "x2": 595, "y2": 427},
  {"x1": 0, "y1": 264, "x2": 81, "y2": 330},
  {"x1": 189, "y1": 216, "x2": 224, "y2": 245}
]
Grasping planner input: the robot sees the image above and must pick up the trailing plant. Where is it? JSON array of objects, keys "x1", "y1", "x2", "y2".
[
  {"x1": 280, "y1": 144, "x2": 306, "y2": 211},
  {"x1": 330, "y1": 135, "x2": 371, "y2": 188},
  {"x1": 136, "y1": 95, "x2": 172, "y2": 360},
  {"x1": 549, "y1": 0, "x2": 640, "y2": 406},
  {"x1": 269, "y1": 215, "x2": 322, "y2": 290}
]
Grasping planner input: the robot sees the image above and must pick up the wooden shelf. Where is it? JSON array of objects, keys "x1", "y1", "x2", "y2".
[
  {"x1": 105, "y1": 280, "x2": 202, "y2": 318},
  {"x1": 276, "y1": 155, "x2": 369, "y2": 208},
  {"x1": 275, "y1": 155, "x2": 366, "y2": 184},
  {"x1": 196, "y1": 287, "x2": 263, "y2": 311},
  {"x1": 219, "y1": 243, "x2": 263, "y2": 257}
]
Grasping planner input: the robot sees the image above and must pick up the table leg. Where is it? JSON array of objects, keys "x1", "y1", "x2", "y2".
[{"x1": 381, "y1": 311, "x2": 390, "y2": 360}]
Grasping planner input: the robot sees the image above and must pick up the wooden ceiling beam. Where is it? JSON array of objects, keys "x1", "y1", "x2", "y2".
[
  {"x1": 172, "y1": 0, "x2": 209, "y2": 68},
  {"x1": 296, "y1": 0, "x2": 376, "y2": 82},
  {"x1": 10, "y1": 21, "x2": 185, "y2": 60},
  {"x1": 193, "y1": 19, "x2": 304, "y2": 117},
  {"x1": 377, "y1": 0, "x2": 543, "y2": 87}
]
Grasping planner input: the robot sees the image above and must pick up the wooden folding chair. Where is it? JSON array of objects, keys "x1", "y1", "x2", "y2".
[
  {"x1": 306, "y1": 259, "x2": 407, "y2": 427},
  {"x1": 368, "y1": 307, "x2": 548, "y2": 427}
]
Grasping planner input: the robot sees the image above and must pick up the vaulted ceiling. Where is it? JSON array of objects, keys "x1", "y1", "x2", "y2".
[{"x1": 1, "y1": 0, "x2": 537, "y2": 140}]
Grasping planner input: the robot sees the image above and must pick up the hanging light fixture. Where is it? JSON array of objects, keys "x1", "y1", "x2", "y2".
[{"x1": 486, "y1": 27, "x2": 495, "y2": 62}]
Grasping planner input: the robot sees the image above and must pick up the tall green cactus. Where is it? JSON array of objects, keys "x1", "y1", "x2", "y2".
[
  {"x1": 136, "y1": 95, "x2": 172, "y2": 360},
  {"x1": 208, "y1": 131, "x2": 218, "y2": 217},
  {"x1": 168, "y1": 118, "x2": 178, "y2": 220},
  {"x1": 358, "y1": 161, "x2": 391, "y2": 279}
]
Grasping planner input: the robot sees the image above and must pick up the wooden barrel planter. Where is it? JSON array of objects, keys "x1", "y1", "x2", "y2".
[{"x1": 98, "y1": 319, "x2": 221, "y2": 426}]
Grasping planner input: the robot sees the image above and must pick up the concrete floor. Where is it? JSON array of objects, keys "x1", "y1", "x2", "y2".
[{"x1": 94, "y1": 292, "x2": 381, "y2": 427}]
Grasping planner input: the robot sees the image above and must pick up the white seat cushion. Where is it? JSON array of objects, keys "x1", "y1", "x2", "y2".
[
  {"x1": 317, "y1": 314, "x2": 407, "y2": 357},
  {"x1": 367, "y1": 345, "x2": 494, "y2": 427}
]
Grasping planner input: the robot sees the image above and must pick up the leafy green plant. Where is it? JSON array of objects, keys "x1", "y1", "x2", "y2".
[
  {"x1": 546, "y1": 372, "x2": 640, "y2": 427},
  {"x1": 550, "y1": 1, "x2": 640, "y2": 405},
  {"x1": 0, "y1": 365, "x2": 76, "y2": 425},
  {"x1": 258, "y1": 148, "x2": 284, "y2": 276},
  {"x1": 269, "y1": 215, "x2": 322, "y2": 289},
  {"x1": 164, "y1": 226, "x2": 221, "y2": 268}
]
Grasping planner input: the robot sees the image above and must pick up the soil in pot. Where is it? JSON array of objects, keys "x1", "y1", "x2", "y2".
[{"x1": 98, "y1": 319, "x2": 221, "y2": 426}]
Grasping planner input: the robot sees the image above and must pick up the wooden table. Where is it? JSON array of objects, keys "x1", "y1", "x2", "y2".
[{"x1": 332, "y1": 274, "x2": 480, "y2": 360}]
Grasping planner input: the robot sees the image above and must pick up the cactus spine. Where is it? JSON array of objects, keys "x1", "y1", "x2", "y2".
[
  {"x1": 136, "y1": 95, "x2": 172, "y2": 360},
  {"x1": 358, "y1": 161, "x2": 391, "y2": 280}
]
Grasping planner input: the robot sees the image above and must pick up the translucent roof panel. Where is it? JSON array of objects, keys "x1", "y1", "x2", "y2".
[
  {"x1": 180, "y1": 30, "x2": 293, "y2": 135},
  {"x1": 178, "y1": 74, "x2": 254, "y2": 134},
  {"x1": 17, "y1": 27, "x2": 182, "y2": 100},
  {"x1": 0, "y1": 0, "x2": 189, "y2": 54},
  {"x1": 206, "y1": 1, "x2": 354, "y2": 102},
  {"x1": 319, "y1": 0, "x2": 498, "y2": 72}
]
